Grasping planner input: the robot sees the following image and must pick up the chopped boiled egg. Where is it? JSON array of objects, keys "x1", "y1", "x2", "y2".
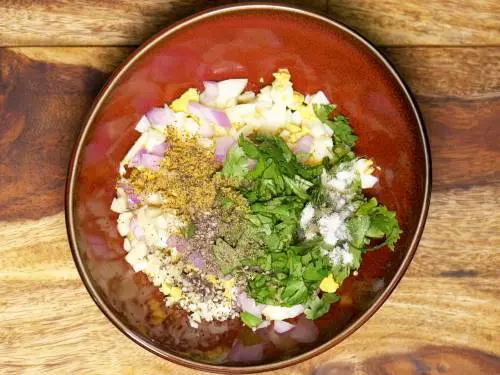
[
  {"x1": 200, "y1": 79, "x2": 248, "y2": 108},
  {"x1": 307, "y1": 90, "x2": 330, "y2": 105},
  {"x1": 123, "y1": 238, "x2": 131, "y2": 252},
  {"x1": 117, "y1": 212, "x2": 133, "y2": 236},
  {"x1": 355, "y1": 159, "x2": 378, "y2": 189},
  {"x1": 111, "y1": 188, "x2": 129, "y2": 213},
  {"x1": 237, "y1": 91, "x2": 256, "y2": 103},
  {"x1": 271, "y1": 68, "x2": 294, "y2": 107},
  {"x1": 262, "y1": 305, "x2": 304, "y2": 321},
  {"x1": 320, "y1": 274, "x2": 339, "y2": 293},
  {"x1": 290, "y1": 91, "x2": 305, "y2": 110},
  {"x1": 223, "y1": 278, "x2": 235, "y2": 300},
  {"x1": 171, "y1": 88, "x2": 199, "y2": 112}
]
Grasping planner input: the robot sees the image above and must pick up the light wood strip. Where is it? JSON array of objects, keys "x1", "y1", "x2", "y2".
[
  {"x1": 0, "y1": 47, "x2": 498, "y2": 224},
  {"x1": 10, "y1": 46, "x2": 500, "y2": 98},
  {"x1": 0, "y1": 0, "x2": 498, "y2": 47},
  {"x1": 0, "y1": 185, "x2": 497, "y2": 282},
  {"x1": 381, "y1": 47, "x2": 500, "y2": 99},
  {"x1": 0, "y1": 274, "x2": 497, "y2": 374},
  {"x1": 328, "y1": 0, "x2": 500, "y2": 46}
]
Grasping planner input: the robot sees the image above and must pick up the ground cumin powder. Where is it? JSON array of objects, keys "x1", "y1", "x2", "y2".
[{"x1": 129, "y1": 129, "x2": 219, "y2": 215}]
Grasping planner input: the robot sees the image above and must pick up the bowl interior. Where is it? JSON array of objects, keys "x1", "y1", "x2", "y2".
[{"x1": 68, "y1": 5, "x2": 428, "y2": 371}]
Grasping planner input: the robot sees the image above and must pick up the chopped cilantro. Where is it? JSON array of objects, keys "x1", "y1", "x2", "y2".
[
  {"x1": 217, "y1": 131, "x2": 400, "y2": 320},
  {"x1": 313, "y1": 104, "x2": 357, "y2": 162},
  {"x1": 240, "y1": 311, "x2": 263, "y2": 328},
  {"x1": 304, "y1": 293, "x2": 339, "y2": 320},
  {"x1": 222, "y1": 145, "x2": 249, "y2": 184},
  {"x1": 185, "y1": 222, "x2": 195, "y2": 239},
  {"x1": 348, "y1": 198, "x2": 402, "y2": 250}
]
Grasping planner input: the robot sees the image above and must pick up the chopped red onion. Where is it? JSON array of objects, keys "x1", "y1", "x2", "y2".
[
  {"x1": 146, "y1": 107, "x2": 172, "y2": 126},
  {"x1": 200, "y1": 81, "x2": 219, "y2": 105},
  {"x1": 187, "y1": 102, "x2": 231, "y2": 129},
  {"x1": 198, "y1": 122, "x2": 214, "y2": 138},
  {"x1": 237, "y1": 292, "x2": 265, "y2": 317},
  {"x1": 134, "y1": 115, "x2": 151, "y2": 133},
  {"x1": 293, "y1": 135, "x2": 314, "y2": 154},
  {"x1": 273, "y1": 320, "x2": 295, "y2": 334},
  {"x1": 290, "y1": 315, "x2": 319, "y2": 343},
  {"x1": 215, "y1": 136, "x2": 236, "y2": 163},
  {"x1": 127, "y1": 193, "x2": 141, "y2": 209},
  {"x1": 227, "y1": 341, "x2": 264, "y2": 363},
  {"x1": 187, "y1": 252, "x2": 205, "y2": 269},
  {"x1": 167, "y1": 235, "x2": 188, "y2": 252},
  {"x1": 140, "y1": 153, "x2": 162, "y2": 170},
  {"x1": 129, "y1": 148, "x2": 146, "y2": 167},
  {"x1": 150, "y1": 141, "x2": 168, "y2": 156},
  {"x1": 256, "y1": 320, "x2": 271, "y2": 330},
  {"x1": 262, "y1": 304, "x2": 304, "y2": 320},
  {"x1": 130, "y1": 218, "x2": 144, "y2": 240},
  {"x1": 118, "y1": 181, "x2": 134, "y2": 195}
]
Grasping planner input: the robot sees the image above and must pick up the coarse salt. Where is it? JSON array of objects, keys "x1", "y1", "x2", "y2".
[{"x1": 318, "y1": 213, "x2": 350, "y2": 246}]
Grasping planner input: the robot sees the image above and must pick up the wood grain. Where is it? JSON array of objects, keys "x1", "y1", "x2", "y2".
[
  {"x1": 1, "y1": 46, "x2": 498, "y2": 222},
  {"x1": 0, "y1": 0, "x2": 499, "y2": 47},
  {"x1": 11, "y1": 46, "x2": 500, "y2": 97},
  {"x1": 0, "y1": 49, "x2": 107, "y2": 221},
  {"x1": 1, "y1": 188, "x2": 499, "y2": 374},
  {"x1": 1, "y1": 10, "x2": 500, "y2": 371},
  {"x1": 381, "y1": 47, "x2": 500, "y2": 99},
  {"x1": 327, "y1": 0, "x2": 500, "y2": 46},
  {"x1": 0, "y1": 0, "x2": 327, "y2": 47}
]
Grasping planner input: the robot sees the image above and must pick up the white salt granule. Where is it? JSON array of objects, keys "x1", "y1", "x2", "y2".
[{"x1": 318, "y1": 213, "x2": 350, "y2": 246}]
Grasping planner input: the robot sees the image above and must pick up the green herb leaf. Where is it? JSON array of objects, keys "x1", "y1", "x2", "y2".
[
  {"x1": 329, "y1": 115, "x2": 357, "y2": 147},
  {"x1": 349, "y1": 198, "x2": 402, "y2": 250},
  {"x1": 239, "y1": 134, "x2": 261, "y2": 159},
  {"x1": 303, "y1": 264, "x2": 326, "y2": 281},
  {"x1": 240, "y1": 311, "x2": 263, "y2": 328},
  {"x1": 282, "y1": 279, "x2": 308, "y2": 305},
  {"x1": 283, "y1": 175, "x2": 312, "y2": 200},
  {"x1": 247, "y1": 157, "x2": 266, "y2": 180},
  {"x1": 347, "y1": 215, "x2": 371, "y2": 248},
  {"x1": 322, "y1": 292, "x2": 340, "y2": 304},
  {"x1": 304, "y1": 296, "x2": 330, "y2": 319},
  {"x1": 313, "y1": 104, "x2": 357, "y2": 149},
  {"x1": 313, "y1": 103, "x2": 336, "y2": 123},
  {"x1": 222, "y1": 145, "x2": 249, "y2": 184},
  {"x1": 185, "y1": 222, "x2": 195, "y2": 239}
]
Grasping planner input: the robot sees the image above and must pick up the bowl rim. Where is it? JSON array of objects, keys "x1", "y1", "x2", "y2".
[{"x1": 65, "y1": 3, "x2": 432, "y2": 373}]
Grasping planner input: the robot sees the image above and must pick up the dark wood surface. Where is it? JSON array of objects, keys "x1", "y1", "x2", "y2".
[{"x1": 0, "y1": 1, "x2": 499, "y2": 374}]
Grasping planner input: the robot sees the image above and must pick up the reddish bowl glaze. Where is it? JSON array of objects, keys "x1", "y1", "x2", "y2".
[{"x1": 66, "y1": 4, "x2": 431, "y2": 373}]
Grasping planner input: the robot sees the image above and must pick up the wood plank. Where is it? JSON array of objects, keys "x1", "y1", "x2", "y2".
[
  {"x1": 0, "y1": 277, "x2": 497, "y2": 374},
  {"x1": 0, "y1": 188, "x2": 498, "y2": 374},
  {"x1": 381, "y1": 47, "x2": 500, "y2": 99},
  {"x1": 0, "y1": 0, "x2": 498, "y2": 47},
  {"x1": 11, "y1": 46, "x2": 500, "y2": 97},
  {"x1": 328, "y1": 0, "x2": 500, "y2": 46},
  {"x1": 8, "y1": 46, "x2": 134, "y2": 73},
  {"x1": 0, "y1": 46, "x2": 499, "y2": 373},
  {"x1": 0, "y1": 0, "x2": 327, "y2": 47},
  {"x1": 0, "y1": 47, "x2": 498, "y2": 223},
  {"x1": 0, "y1": 186, "x2": 498, "y2": 280}
]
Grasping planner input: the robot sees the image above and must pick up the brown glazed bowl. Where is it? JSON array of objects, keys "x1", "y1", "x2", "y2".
[{"x1": 66, "y1": 3, "x2": 431, "y2": 373}]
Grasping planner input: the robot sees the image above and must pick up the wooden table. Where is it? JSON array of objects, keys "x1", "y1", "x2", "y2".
[{"x1": 1, "y1": 1, "x2": 499, "y2": 374}]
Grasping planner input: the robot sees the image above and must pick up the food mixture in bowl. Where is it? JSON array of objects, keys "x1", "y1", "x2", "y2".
[{"x1": 111, "y1": 69, "x2": 401, "y2": 335}]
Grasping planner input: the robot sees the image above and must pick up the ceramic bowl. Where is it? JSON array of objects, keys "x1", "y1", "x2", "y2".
[{"x1": 66, "y1": 4, "x2": 431, "y2": 373}]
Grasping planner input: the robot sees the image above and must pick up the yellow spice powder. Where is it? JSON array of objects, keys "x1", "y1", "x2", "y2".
[{"x1": 129, "y1": 129, "x2": 219, "y2": 215}]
